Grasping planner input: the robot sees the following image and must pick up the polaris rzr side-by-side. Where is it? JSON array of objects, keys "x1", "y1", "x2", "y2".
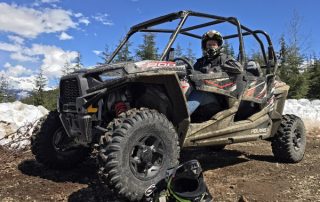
[{"x1": 31, "y1": 11, "x2": 306, "y2": 201}]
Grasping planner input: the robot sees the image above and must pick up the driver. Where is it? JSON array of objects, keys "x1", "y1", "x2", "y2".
[
  {"x1": 187, "y1": 30, "x2": 245, "y2": 117},
  {"x1": 194, "y1": 30, "x2": 242, "y2": 74}
]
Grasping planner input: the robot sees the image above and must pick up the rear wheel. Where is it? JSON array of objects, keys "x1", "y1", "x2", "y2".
[
  {"x1": 31, "y1": 110, "x2": 90, "y2": 169},
  {"x1": 271, "y1": 114, "x2": 306, "y2": 163},
  {"x1": 98, "y1": 108, "x2": 180, "y2": 201}
]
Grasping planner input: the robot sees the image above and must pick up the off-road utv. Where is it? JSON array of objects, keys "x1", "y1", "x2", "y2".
[{"x1": 31, "y1": 11, "x2": 306, "y2": 201}]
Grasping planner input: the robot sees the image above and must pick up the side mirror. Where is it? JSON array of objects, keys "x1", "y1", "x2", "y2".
[{"x1": 166, "y1": 48, "x2": 175, "y2": 61}]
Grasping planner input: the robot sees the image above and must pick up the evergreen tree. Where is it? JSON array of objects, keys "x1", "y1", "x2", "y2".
[
  {"x1": 21, "y1": 88, "x2": 59, "y2": 111},
  {"x1": 307, "y1": 57, "x2": 320, "y2": 98},
  {"x1": 33, "y1": 67, "x2": 47, "y2": 106},
  {"x1": 278, "y1": 35, "x2": 308, "y2": 99},
  {"x1": 62, "y1": 53, "x2": 83, "y2": 76},
  {"x1": 276, "y1": 11, "x2": 310, "y2": 99},
  {"x1": 250, "y1": 50, "x2": 265, "y2": 66},
  {"x1": 0, "y1": 75, "x2": 8, "y2": 102},
  {"x1": 175, "y1": 43, "x2": 183, "y2": 58},
  {"x1": 99, "y1": 45, "x2": 112, "y2": 65},
  {"x1": 223, "y1": 40, "x2": 235, "y2": 58},
  {"x1": 114, "y1": 40, "x2": 133, "y2": 62},
  {"x1": 62, "y1": 60, "x2": 72, "y2": 76},
  {"x1": 279, "y1": 36, "x2": 287, "y2": 65},
  {"x1": 0, "y1": 75, "x2": 15, "y2": 102},
  {"x1": 185, "y1": 42, "x2": 196, "y2": 64},
  {"x1": 136, "y1": 33, "x2": 158, "y2": 60},
  {"x1": 73, "y1": 52, "x2": 83, "y2": 70}
]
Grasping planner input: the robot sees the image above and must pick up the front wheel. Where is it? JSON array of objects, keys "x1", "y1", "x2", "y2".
[
  {"x1": 271, "y1": 114, "x2": 306, "y2": 163},
  {"x1": 31, "y1": 110, "x2": 90, "y2": 169},
  {"x1": 98, "y1": 108, "x2": 180, "y2": 201}
]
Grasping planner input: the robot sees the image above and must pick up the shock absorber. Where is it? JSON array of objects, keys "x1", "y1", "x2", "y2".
[{"x1": 114, "y1": 102, "x2": 127, "y2": 116}]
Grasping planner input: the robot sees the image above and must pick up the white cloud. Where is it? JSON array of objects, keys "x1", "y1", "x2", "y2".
[
  {"x1": 93, "y1": 50, "x2": 102, "y2": 55},
  {"x1": 0, "y1": 41, "x2": 77, "y2": 79},
  {"x1": 4, "y1": 74, "x2": 50, "y2": 91},
  {"x1": 0, "y1": 3, "x2": 76, "y2": 38},
  {"x1": 10, "y1": 52, "x2": 37, "y2": 62},
  {"x1": 3, "y1": 62, "x2": 33, "y2": 77},
  {"x1": 0, "y1": 42, "x2": 21, "y2": 52},
  {"x1": 7, "y1": 75, "x2": 37, "y2": 91},
  {"x1": 41, "y1": 0, "x2": 60, "y2": 3},
  {"x1": 92, "y1": 13, "x2": 114, "y2": 26},
  {"x1": 79, "y1": 17, "x2": 90, "y2": 26},
  {"x1": 8, "y1": 35, "x2": 25, "y2": 44},
  {"x1": 74, "y1": 12, "x2": 83, "y2": 18},
  {"x1": 0, "y1": 71, "x2": 51, "y2": 94},
  {"x1": 3, "y1": 62, "x2": 10, "y2": 68},
  {"x1": 59, "y1": 32, "x2": 73, "y2": 40},
  {"x1": 40, "y1": 9, "x2": 76, "y2": 33},
  {"x1": 29, "y1": 44, "x2": 78, "y2": 78},
  {"x1": 0, "y1": 41, "x2": 38, "y2": 62}
]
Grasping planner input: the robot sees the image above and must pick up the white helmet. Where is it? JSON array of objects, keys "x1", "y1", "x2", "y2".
[{"x1": 201, "y1": 30, "x2": 224, "y2": 57}]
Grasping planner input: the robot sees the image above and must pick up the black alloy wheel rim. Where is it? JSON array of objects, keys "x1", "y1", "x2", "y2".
[
  {"x1": 52, "y1": 127, "x2": 72, "y2": 152},
  {"x1": 129, "y1": 135, "x2": 165, "y2": 180}
]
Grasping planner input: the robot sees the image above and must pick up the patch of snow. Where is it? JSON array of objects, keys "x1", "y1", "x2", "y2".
[
  {"x1": 284, "y1": 99, "x2": 320, "y2": 130},
  {"x1": 0, "y1": 101, "x2": 48, "y2": 150},
  {"x1": 1, "y1": 99, "x2": 320, "y2": 151}
]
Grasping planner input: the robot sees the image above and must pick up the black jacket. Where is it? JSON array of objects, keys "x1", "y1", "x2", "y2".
[{"x1": 193, "y1": 53, "x2": 243, "y2": 74}]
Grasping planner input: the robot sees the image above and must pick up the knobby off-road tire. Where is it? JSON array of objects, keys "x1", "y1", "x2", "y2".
[
  {"x1": 271, "y1": 114, "x2": 306, "y2": 163},
  {"x1": 98, "y1": 108, "x2": 180, "y2": 201},
  {"x1": 31, "y1": 110, "x2": 90, "y2": 169}
]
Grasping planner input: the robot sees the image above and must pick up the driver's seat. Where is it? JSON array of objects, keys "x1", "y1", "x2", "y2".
[{"x1": 245, "y1": 61, "x2": 262, "y2": 77}]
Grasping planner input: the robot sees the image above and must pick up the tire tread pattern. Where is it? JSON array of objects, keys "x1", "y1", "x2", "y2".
[
  {"x1": 271, "y1": 114, "x2": 306, "y2": 163},
  {"x1": 98, "y1": 108, "x2": 180, "y2": 201},
  {"x1": 31, "y1": 110, "x2": 90, "y2": 169}
]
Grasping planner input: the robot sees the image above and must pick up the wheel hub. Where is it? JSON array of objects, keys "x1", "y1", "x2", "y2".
[
  {"x1": 141, "y1": 147, "x2": 153, "y2": 164},
  {"x1": 129, "y1": 135, "x2": 165, "y2": 180},
  {"x1": 52, "y1": 127, "x2": 73, "y2": 152}
]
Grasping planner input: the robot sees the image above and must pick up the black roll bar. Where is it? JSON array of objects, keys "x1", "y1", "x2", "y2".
[{"x1": 107, "y1": 10, "x2": 276, "y2": 72}]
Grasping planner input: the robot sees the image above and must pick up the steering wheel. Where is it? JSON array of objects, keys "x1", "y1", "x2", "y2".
[{"x1": 173, "y1": 57, "x2": 194, "y2": 74}]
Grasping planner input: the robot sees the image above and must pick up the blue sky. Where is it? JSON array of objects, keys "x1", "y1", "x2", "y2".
[{"x1": 0, "y1": 0, "x2": 319, "y2": 89}]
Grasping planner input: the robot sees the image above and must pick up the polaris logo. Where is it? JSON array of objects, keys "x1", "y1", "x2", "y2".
[{"x1": 251, "y1": 128, "x2": 268, "y2": 134}]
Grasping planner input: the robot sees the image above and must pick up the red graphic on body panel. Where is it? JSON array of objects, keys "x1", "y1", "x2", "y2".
[{"x1": 135, "y1": 61, "x2": 176, "y2": 69}]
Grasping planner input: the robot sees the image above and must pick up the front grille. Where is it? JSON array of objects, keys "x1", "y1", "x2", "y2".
[{"x1": 60, "y1": 78, "x2": 80, "y2": 104}]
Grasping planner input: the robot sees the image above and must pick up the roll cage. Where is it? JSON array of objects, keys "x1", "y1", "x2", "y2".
[{"x1": 107, "y1": 10, "x2": 278, "y2": 74}]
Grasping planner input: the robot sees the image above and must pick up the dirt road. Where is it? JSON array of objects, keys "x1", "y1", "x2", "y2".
[{"x1": 0, "y1": 131, "x2": 319, "y2": 202}]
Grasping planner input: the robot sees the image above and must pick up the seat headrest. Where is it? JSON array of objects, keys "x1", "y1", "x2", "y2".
[{"x1": 246, "y1": 61, "x2": 260, "y2": 70}]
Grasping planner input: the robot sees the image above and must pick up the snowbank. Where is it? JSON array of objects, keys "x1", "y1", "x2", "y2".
[
  {"x1": 0, "y1": 101, "x2": 48, "y2": 150},
  {"x1": 0, "y1": 99, "x2": 319, "y2": 151},
  {"x1": 284, "y1": 99, "x2": 320, "y2": 130}
]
